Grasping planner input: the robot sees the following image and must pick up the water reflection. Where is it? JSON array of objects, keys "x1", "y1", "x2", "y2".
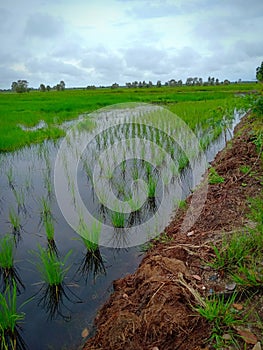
[
  {"x1": 77, "y1": 247, "x2": 106, "y2": 283},
  {"x1": 36, "y1": 283, "x2": 74, "y2": 321}
]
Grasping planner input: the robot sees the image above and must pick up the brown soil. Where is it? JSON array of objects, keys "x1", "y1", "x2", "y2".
[{"x1": 83, "y1": 114, "x2": 262, "y2": 350}]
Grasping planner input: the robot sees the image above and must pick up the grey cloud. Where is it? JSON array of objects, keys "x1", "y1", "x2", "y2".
[
  {"x1": 24, "y1": 13, "x2": 64, "y2": 38},
  {"x1": 124, "y1": 46, "x2": 166, "y2": 72},
  {"x1": 25, "y1": 58, "x2": 84, "y2": 77},
  {"x1": 81, "y1": 49, "x2": 125, "y2": 74}
]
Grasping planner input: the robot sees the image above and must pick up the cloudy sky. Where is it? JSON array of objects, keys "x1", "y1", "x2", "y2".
[{"x1": 0, "y1": 0, "x2": 262, "y2": 89}]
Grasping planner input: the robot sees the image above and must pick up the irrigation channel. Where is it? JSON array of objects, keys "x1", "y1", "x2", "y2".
[{"x1": 0, "y1": 103, "x2": 244, "y2": 349}]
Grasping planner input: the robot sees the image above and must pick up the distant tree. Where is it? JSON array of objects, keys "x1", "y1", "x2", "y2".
[
  {"x1": 148, "y1": 81, "x2": 153, "y2": 87},
  {"x1": 11, "y1": 80, "x2": 28, "y2": 93},
  {"x1": 256, "y1": 61, "x2": 263, "y2": 82},
  {"x1": 87, "y1": 85, "x2": 96, "y2": 90},
  {"x1": 186, "y1": 77, "x2": 193, "y2": 86},
  {"x1": 11, "y1": 81, "x2": 18, "y2": 92},
  {"x1": 39, "y1": 83, "x2": 46, "y2": 92},
  {"x1": 60, "y1": 80, "x2": 65, "y2": 90},
  {"x1": 215, "y1": 78, "x2": 220, "y2": 85},
  {"x1": 177, "y1": 79, "x2": 183, "y2": 86},
  {"x1": 198, "y1": 78, "x2": 203, "y2": 86},
  {"x1": 111, "y1": 82, "x2": 119, "y2": 89},
  {"x1": 156, "y1": 80, "x2": 162, "y2": 87},
  {"x1": 138, "y1": 81, "x2": 143, "y2": 88},
  {"x1": 46, "y1": 85, "x2": 51, "y2": 91},
  {"x1": 223, "y1": 79, "x2": 230, "y2": 85},
  {"x1": 126, "y1": 82, "x2": 132, "y2": 88},
  {"x1": 193, "y1": 77, "x2": 198, "y2": 86},
  {"x1": 132, "y1": 81, "x2": 138, "y2": 88},
  {"x1": 169, "y1": 79, "x2": 176, "y2": 87}
]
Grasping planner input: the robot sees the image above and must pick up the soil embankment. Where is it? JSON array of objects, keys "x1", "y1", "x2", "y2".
[{"x1": 84, "y1": 113, "x2": 262, "y2": 350}]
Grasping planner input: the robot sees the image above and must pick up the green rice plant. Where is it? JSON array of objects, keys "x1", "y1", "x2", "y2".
[
  {"x1": 147, "y1": 175, "x2": 158, "y2": 199},
  {"x1": 110, "y1": 204, "x2": 126, "y2": 228},
  {"x1": 40, "y1": 196, "x2": 52, "y2": 221},
  {"x1": 35, "y1": 245, "x2": 72, "y2": 287},
  {"x1": 78, "y1": 216, "x2": 101, "y2": 251},
  {"x1": 195, "y1": 292, "x2": 242, "y2": 349},
  {"x1": 0, "y1": 235, "x2": 24, "y2": 293},
  {"x1": 43, "y1": 214, "x2": 55, "y2": 242},
  {"x1": 208, "y1": 167, "x2": 225, "y2": 185},
  {"x1": 0, "y1": 283, "x2": 26, "y2": 350},
  {"x1": 0, "y1": 235, "x2": 14, "y2": 271},
  {"x1": 8, "y1": 208, "x2": 21, "y2": 235}
]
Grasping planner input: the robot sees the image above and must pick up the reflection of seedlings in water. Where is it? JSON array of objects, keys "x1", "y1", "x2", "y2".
[
  {"x1": 12, "y1": 188, "x2": 26, "y2": 214},
  {"x1": 34, "y1": 246, "x2": 73, "y2": 320},
  {"x1": 82, "y1": 158, "x2": 93, "y2": 184},
  {"x1": 8, "y1": 208, "x2": 22, "y2": 238},
  {"x1": 0, "y1": 235, "x2": 25, "y2": 293},
  {"x1": 128, "y1": 209, "x2": 142, "y2": 226},
  {"x1": 77, "y1": 218, "x2": 105, "y2": 282},
  {"x1": 0, "y1": 283, "x2": 27, "y2": 350},
  {"x1": 147, "y1": 197, "x2": 158, "y2": 212},
  {"x1": 131, "y1": 162, "x2": 139, "y2": 181},
  {"x1": 42, "y1": 213, "x2": 58, "y2": 255},
  {"x1": 43, "y1": 172, "x2": 53, "y2": 199},
  {"x1": 6, "y1": 168, "x2": 15, "y2": 190}
]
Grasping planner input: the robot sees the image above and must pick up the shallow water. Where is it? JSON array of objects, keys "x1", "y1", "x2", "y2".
[{"x1": 0, "y1": 105, "x2": 243, "y2": 349}]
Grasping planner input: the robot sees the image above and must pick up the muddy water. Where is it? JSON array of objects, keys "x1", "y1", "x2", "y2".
[{"x1": 0, "y1": 107, "x2": 243, "y2": 349}]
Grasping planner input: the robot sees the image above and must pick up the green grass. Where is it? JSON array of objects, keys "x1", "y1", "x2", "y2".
[
  {"x1": 0, "y1": 83, "x2": 259, "y2": 152},
  {"x1": 34, "y1": 246, "x2": 72, "y2": 286},
  {"x1": 0, "y1": 283, "x2": 25, "y2": 349},
  {"x1": 208, "y1": 167, "x2": 225, "y2": 184},
  {"x1": 195, "y1": 293, "x2": 242, "y2": 349}
]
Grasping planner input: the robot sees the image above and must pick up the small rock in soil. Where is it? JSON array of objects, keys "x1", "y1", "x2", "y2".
[
  {"x1": 209, "y1": 274, "x2": 218, "y2": 281},
  {"x1": 187, "y1": 231, "x2": 195, "y2": 236},
  {"x1": 222, "y1": 333, "x2": 232, "y2": 340},
  {"x1": 225, "y1": 282, "x2": 236, "y2": 291}
]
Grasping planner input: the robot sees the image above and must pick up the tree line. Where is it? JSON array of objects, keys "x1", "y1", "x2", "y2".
[
  {"x1": 11, "y1": 80, "x2": 66, "y2": 93},
  {"x1": 9, "y1": 61, "x2": 263, "y2": 93}
]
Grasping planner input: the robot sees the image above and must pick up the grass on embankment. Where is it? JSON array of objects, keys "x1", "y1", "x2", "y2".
[
  {"x1": 0, "y1": 83, "x2": 260, "y2": 152},
  {"x1": 195, "y1": 96, "x2": 263, "y2": 349}
]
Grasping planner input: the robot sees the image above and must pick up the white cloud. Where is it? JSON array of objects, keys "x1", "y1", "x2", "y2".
[{"x1": 0, "y1": 0, "x2": 263, "y2": 88}]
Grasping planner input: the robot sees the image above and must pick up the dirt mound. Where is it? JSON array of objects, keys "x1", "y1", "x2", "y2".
[{"x1": 84, "y1": 114, "x2": 262, "y2": 350}]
